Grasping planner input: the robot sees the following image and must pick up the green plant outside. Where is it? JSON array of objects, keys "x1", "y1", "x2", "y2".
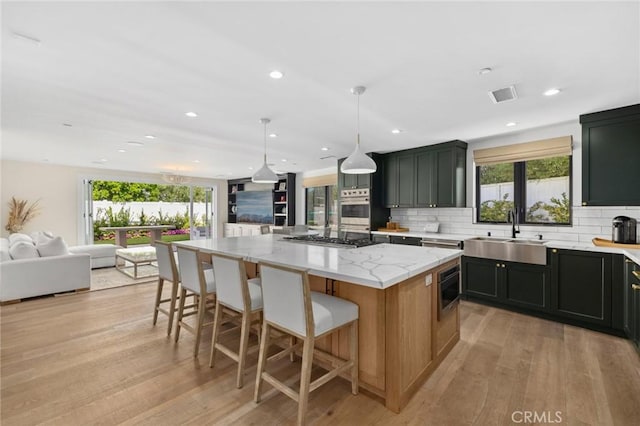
[{"x1": 94, "y1": 234, "x2": 190, "y2": 245}]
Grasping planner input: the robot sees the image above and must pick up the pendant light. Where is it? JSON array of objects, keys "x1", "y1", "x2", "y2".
[
  {"x1": 252, "y1": 118, "x2": 279, "y2": 183},
  {"x1": 340, "y1": 86, "x2": 377, "y2": 174}
]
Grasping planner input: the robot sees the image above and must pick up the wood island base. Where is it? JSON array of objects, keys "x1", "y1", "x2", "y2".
[{"x1": 285, "y1": 258, "x2": 460, "y2": 413}]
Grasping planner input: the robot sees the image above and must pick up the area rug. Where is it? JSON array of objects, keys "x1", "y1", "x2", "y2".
[{"x1": 91, "y1": 266, "x2": 157, "y2": 291}]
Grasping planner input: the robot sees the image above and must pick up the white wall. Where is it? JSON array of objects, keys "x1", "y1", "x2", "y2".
[{"x1": 0, "y1": 160, "x2": 227, "y2": 245}]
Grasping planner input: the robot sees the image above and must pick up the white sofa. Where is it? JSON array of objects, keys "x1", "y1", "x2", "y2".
[
  {"x1": 0, "y1": 233, "x2": 91, "y2": 303},
  {"x1": 69, "y1": 244, "x2": 120, "y2": 268}
]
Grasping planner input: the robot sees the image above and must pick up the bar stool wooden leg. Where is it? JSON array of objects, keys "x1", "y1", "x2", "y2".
[
  {"x1": 209, "y1": 300, "x2": 223, "y2": 368},
  {"x1": 350, "y1": 320, "x2": 359, "y2": 395},
  {"x1": 254, "y1": 323, "x2": 271, "y2": 403},
  {"x1": 167, "y1": 282, "x2": 179, "y2": 336},
  {"x1": 153, "y1": 277, "x2": 164, "y2": 326},
  {"x1": 237, "y1": 311, "x2": 251, "y2": 388},
  {"x1": 194, "y1": 295, "x2": 206, "y2": 357},
  {"x1": 175, "y1": 287, "x2": 187, "y2": 342},
  {"x1": 298, "y1": 337, "x2": 315, "y2": 426},
  {"x1": 289, "y1": 336, "x2": 296, "y2": 362}
]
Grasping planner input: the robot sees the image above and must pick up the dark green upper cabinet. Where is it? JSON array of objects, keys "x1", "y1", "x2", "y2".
[
  {"x1": 384, "y1": 153, "x2": 415, "y2": 208},
  {"x1": 384, "y1": 140, "x2": 467, "y2": 209},
  {"x1": 580, "y1": 104, "x2": 640, "y2": 206}
]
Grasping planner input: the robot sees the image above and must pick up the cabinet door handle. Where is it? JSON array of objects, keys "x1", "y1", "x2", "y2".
[
  {"x1": 632, "y1": 284, "x2": 640, "y2": 291},
  {"x1": 633, "y1": 271, "x2": 640, "y2": 279}
]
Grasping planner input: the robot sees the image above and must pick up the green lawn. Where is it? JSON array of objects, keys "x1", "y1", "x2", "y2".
[{"x1": 94, "y1": 234, "x2": 191, "y2": 245}]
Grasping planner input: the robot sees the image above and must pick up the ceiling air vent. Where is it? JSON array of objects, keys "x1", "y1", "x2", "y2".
[{"x1": 488, "y1": 85, "x2": 518, "y2": 104}]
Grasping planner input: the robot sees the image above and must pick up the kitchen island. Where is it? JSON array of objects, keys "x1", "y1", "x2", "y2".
[{"x1": 175, "y1": 234, "x2": 462, "y2": 412}]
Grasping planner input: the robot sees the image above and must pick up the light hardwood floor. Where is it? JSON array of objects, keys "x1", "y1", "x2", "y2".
[{"x1": 1, "y1": 283, "x2": 639, "y2": 425}]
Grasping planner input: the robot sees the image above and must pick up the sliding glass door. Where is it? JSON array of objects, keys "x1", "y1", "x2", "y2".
[
  {"x1": 82, "y1": 180, "x2": 217, "y2": 245},
  {"x1": 305, "y1": 185, "x2": 338, "y2": 235}
]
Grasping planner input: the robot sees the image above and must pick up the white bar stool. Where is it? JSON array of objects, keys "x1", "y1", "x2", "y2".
[
  {"x1": 254, "y1": 261, "x2": 359, "y2": 426},
  {"x1": 152, "y1": 241, "x2": 180, "y2": 335},
  {"x1": 175, "y1": 246, "x2": 216, "y2": 357},
  {"x1": 208, "y1": 253, "x2": 263, "y2": 388}
]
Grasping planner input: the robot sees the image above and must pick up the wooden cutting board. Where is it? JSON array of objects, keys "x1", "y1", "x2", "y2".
[
  {"x1": 377, "y1": 227, "x2": 410, "y2": 232},
  {"x1": 592, "y1": 237, "x2": 640, "y2": 249}
]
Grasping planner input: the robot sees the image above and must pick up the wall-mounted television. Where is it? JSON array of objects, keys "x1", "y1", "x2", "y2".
[{"x1": 236, "y1": 190, "x2": 273, "y2": 224}]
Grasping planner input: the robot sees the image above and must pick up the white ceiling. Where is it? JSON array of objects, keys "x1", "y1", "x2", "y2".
[{"x1": 2, "y1": 1, "x2": 639, "y2": 179}]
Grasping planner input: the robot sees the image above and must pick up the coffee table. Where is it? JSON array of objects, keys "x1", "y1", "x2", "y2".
[{"x1": 115, "y1": 246, "x2": 158, "y2": 279}]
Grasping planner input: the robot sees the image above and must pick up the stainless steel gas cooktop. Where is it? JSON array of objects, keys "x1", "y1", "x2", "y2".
[{"x1": 283, "y1": 235, "x2": 380, "y2": 249}]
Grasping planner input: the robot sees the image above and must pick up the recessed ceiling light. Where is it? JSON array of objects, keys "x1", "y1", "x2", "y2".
[
  {"x1": 321, "y1": 147, "x2": 330, "y2": 151},
  {"x1": 269, "y1": 133, "x2": 278, "y2": 138},
  {"x1": 269, "y1": 70, "x2": 284, "y2": 79},
  {"x1": 478, "y1": 67, "x2": 492, "y2": 75},
  {"x1": 42, "y1": 158, "x2": 49, "y2": 162},
  {"x1": 62, "y1": 123, "x2": 72, "y2": 127},
  {"x1": 145, "y1": 135, "x2": 156, "y2": 139},
  {"x1": 281, "y1": 159, "x2": 287, "y2": 162},
  {"x1": 192, "y1": 160, "x2": 200, "y2": 163},
  {"x1": 127, "y1": 141, "x2": 144, "y2": 146},
  {"x1": 248, "y1": 166, "x2": 254, "y2": 170},
  {"x1": 543, "y1": 88, "x2": 561, "y2": 96},
  {"x1": 391, "y1": 129, "x2": 403, "y2": 134},
  {"x1": 117, "y1": 149, "x2": 126, "y2": 153},
  {"x1": 92, "y1": 158, "x2": 107, "y2": 164},
  {"x1": 506, "y1": 122, "x2": 517, "y2": 127},
  {"x1": 185, "y1": 111, "x2": 198, "y2": 117}
]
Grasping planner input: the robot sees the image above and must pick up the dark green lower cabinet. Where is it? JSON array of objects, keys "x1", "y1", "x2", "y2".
[
  {"x1": 548, "y1": 249, "x2": 625, "y2": 333},
  {"x1": 504, "y1": 262, "x2": 550, "y2": 310},
  {"x1": 549, "y1": 249, "x2": 613, "y2": 328},
  {"x1": 624, "y1": 258, "x2": 640, "y2": 350},
  {"x1": 389, "y1": 235, "x2": 422, "y2": 246},
  {"x1": 372, "y1": 234, "x2": 390, "y2": 244},
  {"x1": 462, "y1": 257, "x2": 500, "y2": 300},
  {"x1": 462, "y1": 257, "x2": 549, "y2": 312},
  {"x1": 463, "y1": 251, "x2": 626, "y2": 335}
]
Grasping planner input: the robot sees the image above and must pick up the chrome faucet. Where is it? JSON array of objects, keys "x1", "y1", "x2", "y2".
[{"x1": 507, "y1": 208, "x2": 520, "y2": 239}]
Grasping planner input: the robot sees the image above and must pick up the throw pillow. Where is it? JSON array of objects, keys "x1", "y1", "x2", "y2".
[
  {"x1": 30, "y1": 231, "x2": 55, "y2": 245},
  {"x1": 36, "y1": 236, "x2": 70, "y2": 257},
  {"x1": 9, "y1": 233, "x2": 33, "y2": 246},
  {"x1": 9, "y1": 241, "x2": 40, "y2": 259}
]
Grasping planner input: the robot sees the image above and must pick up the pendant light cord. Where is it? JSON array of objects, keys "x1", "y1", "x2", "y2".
[
  {"x1": 263, "y1": 121, "x2": 267, "y2": 162},
  {"x1": 356, "y1": 92, "x2": 360, "y2": 146}
]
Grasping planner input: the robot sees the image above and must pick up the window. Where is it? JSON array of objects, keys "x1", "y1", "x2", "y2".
[{"x1": 476, "y1": 156, "x2": 571, "y2": 224}]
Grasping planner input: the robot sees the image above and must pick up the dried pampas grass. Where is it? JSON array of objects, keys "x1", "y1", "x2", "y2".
[{"x1": 5, "y1": 197, "x2": 40, "y2": 233}]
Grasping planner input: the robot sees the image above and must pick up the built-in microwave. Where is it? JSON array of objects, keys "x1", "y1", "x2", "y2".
[{"x1": 438, "y1": 264, "x2": 460, "y2": 319}]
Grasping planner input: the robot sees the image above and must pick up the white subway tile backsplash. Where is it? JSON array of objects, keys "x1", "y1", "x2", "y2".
[
  {"x1": 572, "y1": 208, "x2": 602, "y2": 218},
  {"x1": 387, "y1": 205, "x2": 637, "y2": 243}
]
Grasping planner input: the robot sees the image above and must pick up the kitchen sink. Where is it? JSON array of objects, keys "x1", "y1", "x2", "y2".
[
  {"x1": 506, "y1": 239, "x2": 547, "y2": 245},
  {"x1": 464, "y1": 237, "x2": 548, "y2": 265}
]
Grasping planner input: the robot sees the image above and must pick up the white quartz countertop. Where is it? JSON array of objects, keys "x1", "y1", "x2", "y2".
[{"x1": 174, "y1": 235, "x2": 461, "y2": 289}]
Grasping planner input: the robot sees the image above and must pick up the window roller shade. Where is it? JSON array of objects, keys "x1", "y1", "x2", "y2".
[
  {"x1": 302, "y1": 174, "x2": 337, "y2": 188},
  {"x1": 473, "y1": 136, "x2": 572, "y2": 166}
]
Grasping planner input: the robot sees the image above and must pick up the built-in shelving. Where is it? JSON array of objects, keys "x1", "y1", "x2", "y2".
[{"x1": 227, "y1": 174, "x2": 295, "y2": 227}]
